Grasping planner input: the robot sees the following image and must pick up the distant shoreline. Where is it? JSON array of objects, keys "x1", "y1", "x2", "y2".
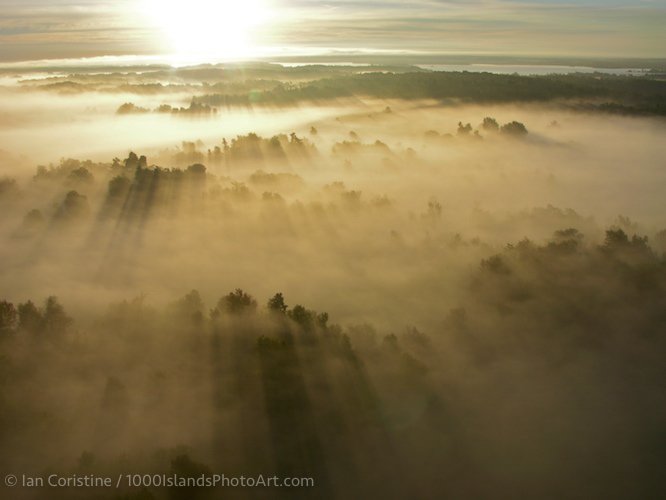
[{"x1": 0, "y1": 54, "x2": 664, "y2": 74}]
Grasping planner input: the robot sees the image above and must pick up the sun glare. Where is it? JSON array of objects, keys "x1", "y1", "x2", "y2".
[{"x1": 141, "y1": 0, "x2": 273, "y2": 64}]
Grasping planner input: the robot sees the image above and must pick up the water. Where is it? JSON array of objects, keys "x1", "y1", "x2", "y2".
[{"x1": 417, "y1": 64, "x2": 650, "y2": 76}]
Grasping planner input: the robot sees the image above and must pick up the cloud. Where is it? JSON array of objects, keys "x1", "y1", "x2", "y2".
[
  {"x1": 268, "y1": 1, "x2": 666, "y2": 57},
  {"x1": 0, "y1": 0, "x2": 663, "y2": 61}
]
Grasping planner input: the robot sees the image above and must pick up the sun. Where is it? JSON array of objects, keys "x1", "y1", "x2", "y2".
[{"x1": 141, "y1": 0, "x2": 273, "y2": 64}]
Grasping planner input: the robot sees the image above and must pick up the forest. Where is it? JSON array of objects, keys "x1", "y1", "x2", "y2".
[
  {"x1": 9, "y1": 62, "x2": 666, "y2": 116},
  {"x1": 1, "y1": 62, "x2": 666, "y2": 499},
  {"x1": 194, "y1": 71, "x2": 666, "y2": 115}
]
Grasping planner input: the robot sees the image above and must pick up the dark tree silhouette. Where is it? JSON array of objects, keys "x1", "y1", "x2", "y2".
[
  {"x1": 107, "y1": 176, "x2": 131, "y2": 198},
  {"x1": 16, "y1": 297, "x2": 71, "y2": 335},
  {"x1": 43, "y1": 296, "x2": 72, "y2": 335},
  {"x1": 17, "y1": 300, "x2": 43, "y2": 333},
  {"x1": 185, "y1": 163, "x2": 206, "y2": 176},
  {"x1": 172, "y1": 289, "x2": 205, "y2": 325},
  {"x1": 267, "y1": 292, "x2": 288, "y2": 314},
  {"x1": 288, "y1": 305, "x2": 329, "y2": 331},
  {"x1": 116, "y1": 102, "x2": 149, "y2": 114},
  {"x1": 604, "y1": 228, "x2": 629, "y2": 247},
  {"x1": 288, "y1": 305, "x2": 312, "y2": 328},
  {"x1": 0, "y1": 300, "x2": 17, "y2": 335},
  {"x1": 67, "y1": 167, "x2": 94, "y2": 184},
  {"x1": 214, "y1": 289, "x2": 257, "y2": 317},
  {"x1": 124, "y1": 152, "x2": 140, "y2": 169},
  {"x1": 482, "y1": 117, "x2": 499, "y2": 132},
  {"x1": 500, "y1": 121, "x2": 528, "y2": 136},
  {"x1": 56, "y1": 191, "x2": 90, "y2": 221},
  {"x1": 457, "y1": 122, "x2": 473, "y2": 136}
]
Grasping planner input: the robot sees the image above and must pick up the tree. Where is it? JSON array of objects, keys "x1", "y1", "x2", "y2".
[
  {"x1": 481, "y1": 255, "x2": 511, "y2": 275},
  {"x1": 116, "y1": 102, "x2": 149, "y2": 115},
  {"x1": 18, "y1": 300, "x2": 43, "y2": 333},
  {"x1": 603, "y1": 228, "x2": 651, "y2": 255},
  {"x1": 289, "y1": 132, "x2": 303, "y2": 145},
  {"x1": 124, "y1": 152, "x2": 140, "y2": 169},
  {"x1": 67, "y1": 167, "x2": 94, "y2": 184},
  {"x1": 457, "y1": 122, "x2": 473, "y2": 136},
  {"x1": 23, "y1": 209, "x2": 44, "y2": 228},
  {"x1": 0, "y1": 300, "x2": 17, "y2": 335},
  {"x1": 185, "y1": 163, "x2": 206, "y2": 176},
  {"x1": 56, "y1": 191, "x2": 90, "y2": 221},
  {"x1": 482, "y1": 117, "x2": 499, "y2": 132},
  {"x1": 288, "y1": 305, "x2": 313, "y2": 328},
  {"x1": 501, "y1": 121, "x2": 528, "y2": 136},
  {"x1": 548, "y1": 228, "x2": 583, "y2": 253},
  {"x1": 171, "y1": 290, "x2": 204, "y2": 325},
  {"x1": 156, "y1": 104, "x2": 173, "y2": 113},
  {"x1": 288, "y1": 305, "x2": 329, "y2": 331},
  {"x1": 107, "y1": 176, "x2": 131, "y2": 198},
  {"x1": 317, "y1": 312, "x2": 329, "y2": 328},
  {"x1": 553, "y1": 228, "x2": 583, "y2": 242},
  {"x1": 267, "y1": 293, "x2": 288, "y2": 314},
  {"x1": 604, "y1": 228, "x2": 629, "y2": 248},
  {"x1": 43, "y1": 296, "x2": 72, "y2": 335},
  {"x1": 215, "y1": 289, "x2": 257, "y2": 316}
]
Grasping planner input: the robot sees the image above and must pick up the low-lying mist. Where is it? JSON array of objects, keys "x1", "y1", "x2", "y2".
[
  {"x1": 1, "y1": 98, "x2": 665, "y2": 319},
  {"x1": 1, "y1": 67, "x2": 665, "y2": 499}
]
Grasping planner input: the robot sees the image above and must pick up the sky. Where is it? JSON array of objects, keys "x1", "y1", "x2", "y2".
[{"x1": 0, "y1": 0, "x2": 664, "y2": 63}]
